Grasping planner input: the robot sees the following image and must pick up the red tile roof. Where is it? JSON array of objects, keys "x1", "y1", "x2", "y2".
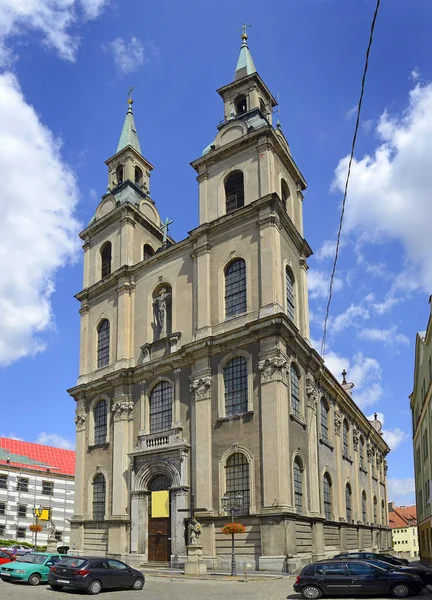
[
  {"x1": 0, "y1": 438, "x2": 75, "y2": 476},
  {"x1": 388, "y1": 505, "x2": 417, "y2": 529}
]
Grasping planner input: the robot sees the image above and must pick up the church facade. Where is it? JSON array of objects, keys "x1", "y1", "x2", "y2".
[{"x1": 68, "y1": 33, "x2": 391, "y2": 571}]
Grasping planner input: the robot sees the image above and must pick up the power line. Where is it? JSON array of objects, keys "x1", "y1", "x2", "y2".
[{"x1": 320, "y1": 0, "x2": 382, "y2": 361}]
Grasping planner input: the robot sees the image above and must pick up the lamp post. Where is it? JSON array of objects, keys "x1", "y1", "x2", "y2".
[
  {"x1": 222, "y1": 493, "x2": 244, "y2": 576},
  {"x1": 33, "y1": 507, "x2": 43, "y2": 551}
]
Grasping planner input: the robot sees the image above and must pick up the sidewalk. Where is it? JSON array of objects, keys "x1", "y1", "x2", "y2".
[{"x1": 140, "y1": 564, "x2": 294, "y2": 582}]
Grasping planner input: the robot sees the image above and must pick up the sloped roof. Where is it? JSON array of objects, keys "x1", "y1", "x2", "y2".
[
  {"x1": 0, "y1": 437, "x2": 75, "y2": 476},
  {"x1": 117, "y1": 100, "x2": 141, "y2": 154},
  {"x1": 388, "y1": 504, "x2": 417, "y2": 529},
  {"x1": 234, "y1": 36, "x2": 257, "y2": 81}
]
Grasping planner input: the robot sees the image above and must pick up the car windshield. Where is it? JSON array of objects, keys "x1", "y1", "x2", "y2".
[
  {"x1": 17, "y1": 554, "x2": 46, "y2": 564},
  {"x1": 57, "y1": 557, "x2": 87, "y2": 568}
]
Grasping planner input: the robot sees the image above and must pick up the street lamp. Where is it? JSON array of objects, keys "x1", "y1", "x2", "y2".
[
  {"x1": 33, "y1": 507, "x2": 43, "y2": 551},
  {"x1": 222, "y1": 492, "x2": 244, "y2": 576}
]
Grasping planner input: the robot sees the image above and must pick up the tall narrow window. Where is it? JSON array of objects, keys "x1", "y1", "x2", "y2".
[
  {"x1": 362, "y1": 491, "x2": 367, "y2": 522},
  {"x1": 320, "y1": 398, "x2": 329, "y2": 441},
  {"x1": 94, "y1": 399, "x2": 107, "y2": 444},
  {"x1": 286, "y1": 268, "x2": 295, "y2": 321},
  {"x1": 143, "y1": 244, "x2": 154, "y2": 260},
  {"x1": 225, "y1": 259, "x2": 246, "y2": 318},
  {"x1": 101, "y1": 242, "x2": 112, "y2": 279},
  {"x1": 281, "y1": 179, "x2": 290, "y2": 210},
  {"x1": 224, "y1": 357, "x2": 248, "y2": 416},
  {"x1": 116, "y1": 164, "x2": 124, "y2": 185},
  {"x1": 360, "y1": 436, "x2": 365, "y2": 468},
  {"x1": 323, "y1": 473, "x2": 332, "y2": 520},
  {"x1": 381, "y1": 499, "x2": 385, "y2": 524},
  {"x1": 97, "y1": 319, "x2": 110, "y2": 368},
  {"x1": 290, "y1": 364, "x2": 300, "y2": 418},
  {"x1": 134, "y1": 166, "x2": 143, "y2": 186},
  {"x1": 93, "y1": 473, "x2": 106, "y2": 521},
  {"x1": 346, "y1": 483, "x2": 352, "y2": 521},
  {"x1": 343, "y1": 420, "x2": 349, "y2": 456},
  {"x1": 149, "y1": 381, "x2": 172, "y2": 434},
  {"x1": 225, "y1": 171, "x2": 244, "y2": 213},
  {"x1": 235, "y1": 95, "x2": 247, "y2": 115},
  {"x1": 293, "y1": 457, "x2": 303, "y2": 513},
  {"x1": 373, "y1": 496, "x2": 377, "y2": 523},
  {"x1": 226, "y1": 453, "x2": 250, "y2": 513}
]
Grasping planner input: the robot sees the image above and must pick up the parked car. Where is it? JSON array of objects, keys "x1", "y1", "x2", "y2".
[
  {"x1": 293, "y1": 559, "x2": 424, "y2": 598},
  {"x1": 380, "y1": 553, "x2": 410, "y2": 566},
  {"x1": 334, "y1": 552, "x2": 409, "y2": 567},
  {"x1": 0, "y1": 552, "x2": 61, "y2": 585},
  {"x1": 343, "y1": 558, "x2": 432, "y2": 587},
  {"x1": 0, "y1": 549, "x2": 15, "y2": 565},
  {"x1": 0, "y1": 544, "x2": 32, "y2": 556},
  {"x1": 48, "y1": 556, "x2": 145, "y2": 595}
]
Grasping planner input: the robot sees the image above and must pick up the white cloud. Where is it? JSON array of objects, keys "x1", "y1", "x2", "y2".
[
  {"x1": 387, "y1": 478, "x2": 415, "y2": 500},
  {"x1": 36, "y1": 433, "x2": 75, "y2": 450},
  {"x1": 308, "y1": 269, "x2": 343, "y2": 300},
  {"x1": 381, "y1": 428, "x2": 408, "y2": 451},
  {"x1": 0, "y1": 0, "x2": 109, "y2": 65},
  {"x1": 329, "y1": 303, "x2": 370, "y2": 334},
  {"x1": 1, "y1": 434, "x2": 24, "y2": 441},
  {"x1": 332, "y1": 82, "x2": 432, "y2": 292},
  {"x1": 345, "y1": 105, "x2": 357, "y2": 120},
  {"x1": 106, "y1": 37, "x2": 159, "y2": 75},
  {"x1": 358, "y1": 326, "x2": 409, "y2": 347},
  {"x1": 410, "y1": 67, "x2": 420, "y2": 82},
  {"x1": 314, "y1": 239, "x2": 337, "y2": 261},
  {"x1": 0, "y1": 73, "x2": 80, "y2": 366}
]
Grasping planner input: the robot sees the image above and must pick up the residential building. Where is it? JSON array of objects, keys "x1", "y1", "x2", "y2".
[
  {"x1": 68, "y1": 32, "x2": 391, "y2": 571},
  {"x1": 388, "y1": 502, "x2": 418, "y2": 558},
  {"x1": 0, "y1": 437, "x2": 75, "y2": 546}
]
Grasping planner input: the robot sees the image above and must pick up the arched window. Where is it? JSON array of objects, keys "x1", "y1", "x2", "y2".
[
  {"x1": 226, "y1": 453, "x2": 250, "y2": 513},
  {"x1": 320, "y1": 398, "x2": 329, "y2": 441},
  {"x1": 148, "y1": 474, "x2": 171, "y2": 491},
  {"x1": 293, "y1": 457, "x2": 303, "y2": 513},
  {"x1": 290, "y1": 364, "x2": 300, "y2": 418},
  {"x1": 224, "y1": 357, "x2": 248, "y2": 416},
  {"x1": 362, "y1": 491, "x2": 367, "y2": 522},
  {"x1": 116, "y1": 164, "x2": 124, "y2": 185},
  {"x1": 373, "y1": 496, "x2": 377, "y2": 523},
  {"x1": 225, "y1": 171, "x2": 244, "y2": 213},
  {"x1": 101, "y1": 242, "x2": 112, "y2": 279},
  {"x1": 381, "y1": 499, "x2": 385, "y2": 524},
  {"x1": 323, "y1": 473, "x2": 332, "y2": 520},
  {"x1": 92, "y1": 473, "x2": 106, "y2": 520},
  {"x1": 343, "y1": 420, "x2": 349, "y2": 457},
  {"x1": 143, "y1": 244, "x2": 154, "y2": 260},
  {"x1": 225, "y1": 259, "x2": 246, "y2": 317},
  {"x1": 346, "y1": 483, "x2": 352, "y2": 521},
  {"x1": 281, "y1": 179, "x2": 290, "y2": 210},
  {"x1": 149, "y1": 381, "x2": 172, "y2": 434},
  {"x1": 235, "y1": 95, "x2": 247, "y2": 115},
  {"x1": 94, "y1": 399, "x2": 107, "y2": 445},
  {"x1": 97, "y1": 319, "x2": 110, "y2": 368},
  {"x1": 286, "y1": 268, "x2": 295, "y2": 322},
  {"x1": 134, "y1": 166, "x2": 143, "y2": 186},
  {"x1": 360, "y1": 436, "x2": 365, "y2": 468}
]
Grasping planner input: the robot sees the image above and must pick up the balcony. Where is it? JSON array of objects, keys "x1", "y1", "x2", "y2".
[{"x1": 129, "y1": 427, "x2": 189, "y2": 457}]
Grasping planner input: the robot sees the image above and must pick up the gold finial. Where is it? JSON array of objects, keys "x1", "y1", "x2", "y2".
[
  {"x1": 237, "y1": 23, "x2": 252, "y2": 42},
  {"x1": 127, "y1": 86, "x2": 135, "y2": 106}
]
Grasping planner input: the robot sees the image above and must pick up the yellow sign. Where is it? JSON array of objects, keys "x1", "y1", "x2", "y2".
[
  {"x1": 151, "y1": 491, "x2": 169, "y2": 518},
  {"x1": 38, "y1": 509, "x2": 51, "y2": 521}
]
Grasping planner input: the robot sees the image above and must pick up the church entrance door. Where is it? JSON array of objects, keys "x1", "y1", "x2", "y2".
[{"x1": 148, "y1": 475, "x2": 171, "y2": 562}]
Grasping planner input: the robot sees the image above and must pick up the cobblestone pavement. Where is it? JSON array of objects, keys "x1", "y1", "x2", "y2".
[{"x1": 1, "y1": 575, "x2": 431, "y2": 600}]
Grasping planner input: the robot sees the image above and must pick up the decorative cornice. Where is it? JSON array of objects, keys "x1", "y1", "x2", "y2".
[
  {"x1": 112, "y1": 400, "x2": 134, "y2": 421},
  {"x1": 74, "y1": 413, "x2": 87, "y2": 430}
]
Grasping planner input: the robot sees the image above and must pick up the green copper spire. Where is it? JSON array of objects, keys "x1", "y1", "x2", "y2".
[
  {"x1": 234, "y1": 25, "x2": 257, "y2": 81},
  {"x1": 117, "y1": 98, "x2": 141, "y2": 154}
]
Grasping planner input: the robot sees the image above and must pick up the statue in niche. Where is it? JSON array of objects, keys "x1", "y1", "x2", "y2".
[
  {"x1": 189, "y1": 517, "x2": 202, "y2": 546},
  {"x1": 153, "y1": 287, "x2": 171, "y2": 339}
]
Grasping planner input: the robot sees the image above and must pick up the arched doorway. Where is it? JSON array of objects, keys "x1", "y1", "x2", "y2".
[{"x1": 148, "y1": 474, "x2": 171, "y2": 562}]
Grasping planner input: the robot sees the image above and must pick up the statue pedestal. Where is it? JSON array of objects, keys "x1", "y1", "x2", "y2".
[
  {"x1": 184, "y1": 545, "x2": 207, "y2": 576},
  {"x1": 46, "y1": 538, "x2": 58, "y2": 553}
]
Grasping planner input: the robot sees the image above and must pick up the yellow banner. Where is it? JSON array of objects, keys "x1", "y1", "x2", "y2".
[
  {"x1": 151, "y1": 491, "x2": 169, "y2": 518},
  {"x1": 38, "y1": 509, "x2": 50, "y2": 521}
]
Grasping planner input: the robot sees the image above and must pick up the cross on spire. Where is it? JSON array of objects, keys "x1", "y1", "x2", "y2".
[
  {"x1": 160, "y1": 217, "x2": 174, "y2": 243},
  {"x1": 237, "y1": 23, "x2": 252, "y2": 42},
  {"x1": 127, "y1": 86, "x2": 135, "y2": 102}
]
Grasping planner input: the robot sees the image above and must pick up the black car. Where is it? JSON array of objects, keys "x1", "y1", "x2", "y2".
[
  {"x1": 293, "y1": 560, "x2": 424, "y2": 598},
  {"x1": 348, "y1": 559, "x2": 432, "y2": 587},
  {"x1": 333, "y1": 552, "x2": 409, "y2": 567},
  {"x1": 48, "y1": 556, "x2": 145, "y2": 595}
]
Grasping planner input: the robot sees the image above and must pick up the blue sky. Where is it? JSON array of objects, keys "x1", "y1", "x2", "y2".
[{"x1": 0, "y1": 0, "x2": 431, "y2": 504}]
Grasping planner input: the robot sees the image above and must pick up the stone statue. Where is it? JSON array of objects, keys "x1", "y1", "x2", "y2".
[
  {"x1": 188, "y1": 517, "x2": 202, "y2": 546},
  {"x1": 153, "y1": 287, "x2": 171, "y2": 337},
  {"x1": 48, "y1": 520, "x2": 57, "y2": 540}
]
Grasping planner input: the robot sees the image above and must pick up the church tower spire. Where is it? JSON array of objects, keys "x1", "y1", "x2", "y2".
[
  {"x1": 117, "y1": 97, "x2": 141, "y2": 154},
  {"x1": 234, "y1": 24, "x2": 257, "y2": 80}
]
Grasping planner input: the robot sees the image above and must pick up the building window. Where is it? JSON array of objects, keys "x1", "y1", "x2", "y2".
[
  {"x1": 0, "y1": 525, "x2": 5, "y2": 537},
  {"x1": 143, "y1": 244, "x2": 154, "y2": 260},
  {"x1": 17, "y1": 504, "x2": 27, "y2": 518},
  {"x1": 416, "y1": 447, "x2": 421, "y2": 473},
  {"x1": 150, "y1": 381, "x2": 173, "y2": 434},
  {"x1": 0, "y1": 475, "x2": 7, "y2": 490},
  {"x1": 361, "y1": 491, "x2": 367, "y2": 522},
  {"x1": 235, "y1": 95, "x2": 247, "y2": 115},
  {"x1": 16, "y1": 527, "x2": 26, "y2": 539},
  {"x1": 225, "y1": 171, "x2": 244, "y2": 213},
  {"x1": 426, "y1": 480, "x2": 430, "y2": 506},
  {"x1": 424, "y1": 431, "x2": 429, "y2": 460},
  {"x1": 346, "y1": 483, "x2": 352, "y2": 522},
  {"x1": 281, "y1": 179, "x2": 290, "y2": 210},
  {"x1": 373, "y1": 496, "x2": 377, "y2": 523},
  {"x1": 97, "y1": 319, "x2": 110, "y2": 368},
  {"x1": 343, "y1": 421, "x2": 349, "y2": 457},
  {"x1": 134, "y1": 166, "x2": 143, "y2": 186},
  {"x1": 320, "y1": 398, "x2": 329, "y2": 441},
  {"x1": 323, "y1": 473, "x2": 332, "y2": 520},
  {"x1": 92, "y1": 473, "x2": 106, "y2": 521},
  {"x1": 381, "y1": 500, "x2": 385, "y2": 524},
  {"x1": 94, "y1": 399, "x2": 108, "y2": 445},
  {"x1": 42, "y1": 481, "x2": 54, "y2": 496},
  {"x1": 100, "y1": 241, "x2": 112, "y2": 279},
  {"x1": 226, "y1": 453, "x2": 250, "y2": 513},
  {"x1": 360, "y1": 436, "x2": 365, "y2": 468},
  {"x1": 16, "y1": 477, "x2": 29, "y2": 492},
  {"x1": 290, "y1": 364, "x2": 301, "y2": 418},
  {"x1": 225, "y1": 259, "x2": 247, "y2": 318},
  {"x1": 293, "y1": 457, "x2": 304, "y2": 513},
  {"x1": 286, "y1": 268, "x2": 295, "y2": 322},
  {"x1": 116, "y1": 164, "x2": 124, "y2": 185},
  {"x1": 224, "y1": 357, "x2": 248, "y2": 416},
  {"x1": 0, "y1": 502, "x2": 5, "y2": 515}
]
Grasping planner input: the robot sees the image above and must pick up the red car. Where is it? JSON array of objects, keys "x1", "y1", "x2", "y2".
[{"x1": 0, "y1": 550, "x2": 14, "y2": 565}]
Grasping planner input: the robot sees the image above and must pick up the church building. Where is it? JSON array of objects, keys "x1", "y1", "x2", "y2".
[{"x1": 68, "y1": 31, "x2": 391, "y2": 571}]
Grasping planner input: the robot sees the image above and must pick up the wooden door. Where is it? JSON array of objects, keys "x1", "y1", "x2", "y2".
[{"x1": 148, "y1": 517, "x2": 171, "y2": 562}]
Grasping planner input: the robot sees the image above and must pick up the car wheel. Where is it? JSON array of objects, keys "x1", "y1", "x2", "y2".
[
  {"x1": 28, "y1": 573, "x2": 41, "y2": 586},
  {"x1": 391, "y1": 583, "x2": 411, "y2": 598},
  {"x1": 87, "y1": 580, "x2": 102, "y2": 595},
  {"x1": 49, "y1": 585, "x2": 63, "y2": 591},
  {"x1": 301, "y1": 585, "x2": 323, "y2": 599},
  {"x1": 131, "y1": 577, "x2": 144, "y2": 590}
]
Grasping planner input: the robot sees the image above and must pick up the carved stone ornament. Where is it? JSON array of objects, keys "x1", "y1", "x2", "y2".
[
  {"x1": 334, "y1": 411, "x2": 342, "y2": 436},
  {"x1": 189, "y1": 376, "x2": 212, "y2": 400},
  {"x1": 258, "y1": 356, "x2": 288, "y2": 382},
  {"x1": 383, "y1": 458, "x2": 388, "y2": 474},
  {"x1": 376, "y1": 453, "x2": 383, "y2": 467},
  {"x1": 366, "y1": 441, "x2": 374, "y2": 461},
  {"x1": 352, "y1": 428, "x2": 359, "y2": 451},
  {"x1": 305, "y1": 380, "x2": 318, "y2": 410},
  {"x1": 74, "y1": 413, "x2": 86, "y2": 430},
  {"x1": 112, "y1": 401, "x2": 134, "y2": 420}
]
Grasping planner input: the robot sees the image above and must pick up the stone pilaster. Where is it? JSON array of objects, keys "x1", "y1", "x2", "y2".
[
  {"x1": 111, "y1": 397, "x2": 134, "y2": 516},
  {"x1": 74, "y1": 398, "x2": 87, "y2": 519},
  {"x1": 194, "y1": 234, "x2": 212, "y2": 339},
  {"x1": 258, "y1": 205, "x2": 282, "y2": 317},
  {"x1": 305, "y1": 378, "x2": 321, "y2": 516},
  {"x1": 190, "y1": 371, "x2": 213, "y2": 511},
  {"x1": 333, "y1": 410, "x2": 345, "y2": 522},
  {"x1": 299, "y1": 256, "x2": 310, "y2": 341},
  {"x1": 116, "y1": 279, "x2": 133, "y2": 364},
  {"x1": 78, "y1": 305, "x2": 90, "y2": 376}
]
